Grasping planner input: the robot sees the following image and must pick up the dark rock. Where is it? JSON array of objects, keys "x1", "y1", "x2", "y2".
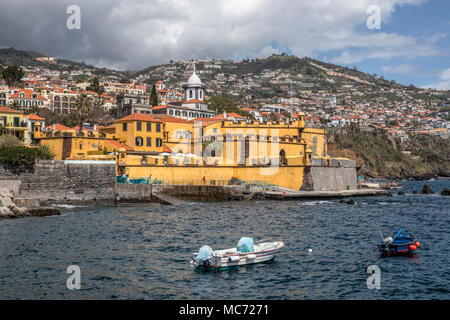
[
  {"x1": 339, "y1": 200, "x2": 346, "y2": 203},
  {"x1": 387, "y1": 191, "x2": 393, "y2": 197},
  {"x1": 347, "y1": 199, "x2": 355, "y2": 205},
  {"x1": 412, "y1": 190, "x2": 417, "y2": 194},
  {"x1": 420, "y1": 184, "x2": 434, "y2": 194},
  {"x1": 398, "y1": 191, "x2": 405, "y2": 195},
  {"x1": 440, "y1": 188, "x2": 450, "y2": 196},
  {"x1": 27, "y1": 207, "x2": 60, "y2": 217}
]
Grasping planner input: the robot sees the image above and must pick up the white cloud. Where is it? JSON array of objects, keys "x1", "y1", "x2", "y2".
[
  {"x1": 422, "y1": 68, "x2": 450, "y2": 90},
  {"x1": 0, "y1": 0, "x2": 436, "y2": 70}
]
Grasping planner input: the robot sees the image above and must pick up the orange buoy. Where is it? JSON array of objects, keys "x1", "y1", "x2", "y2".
[
  {"x1": 409, "y1": 244, "x2": 417, "y2": 251},
  {"x1": 415, "y1": 241, "x2": 420, "y2": 247}
]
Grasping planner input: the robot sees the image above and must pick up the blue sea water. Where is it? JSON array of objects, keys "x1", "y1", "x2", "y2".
[{"x1": 0, "y1": 180, "x2": 449, "y2": 300}]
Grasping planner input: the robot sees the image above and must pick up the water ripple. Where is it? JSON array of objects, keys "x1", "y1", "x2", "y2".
[{"x1": 0, "y1": 180, "x2": 449, "y2": 299}]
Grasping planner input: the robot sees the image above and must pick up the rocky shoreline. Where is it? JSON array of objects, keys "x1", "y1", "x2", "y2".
[{"x1": 0, "y1": 186, "x2": 60, "y2": 219}]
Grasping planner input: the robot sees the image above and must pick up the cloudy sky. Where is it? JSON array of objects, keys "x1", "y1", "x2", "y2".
[{"x1": 0, "y1": 0, "x2": 448, "y2": 89}]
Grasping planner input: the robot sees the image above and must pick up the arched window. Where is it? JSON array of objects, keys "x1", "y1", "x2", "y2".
[{"x1": 189, "y1": 90, "x2": 193, "y2": 99}]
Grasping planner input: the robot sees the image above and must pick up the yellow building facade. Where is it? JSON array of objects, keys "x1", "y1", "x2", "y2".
[
  {"x1": 115, "y1": 113, "x2": 165, "y2": 154},
  {"x1": 115, "y1": 115, "x2": 343, "y2": 190},
  {"x1": 0, "y1": 107, "x2": 28, "y2": 141}
]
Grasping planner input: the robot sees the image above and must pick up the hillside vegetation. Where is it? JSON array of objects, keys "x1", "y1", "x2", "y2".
[{"x1": 327, "y1": 125, "x2": 450, "y2": 179}]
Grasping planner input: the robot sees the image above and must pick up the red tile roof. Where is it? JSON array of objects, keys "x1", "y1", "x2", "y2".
[
  {"x1": 107, "y1": 139, "x2": 133, "y2": 151},
  {"x1": 0, "y1": 106, "x2": 22, "y2": 114},
  {"x1": 183, "y1": 99, "x2": 205, "y2": 104},
  {"x1": 151, "y1": 114, "x2": 192, "y2": 124},
  {"x1": 152, "y1": 105, "x2": 167, "y2": 110},
  {"x1": 116, "y1": 113, "x2": 162, "y2": 122},
  {"x1": 163, "y1": 145, "x2": 172, "y2": 153},
  {"x1": 24, "y1": 114, "x2": 44, "y2": 121},
  {"x1": 10, "y1": 89, "x2": 46, "y2": 100},
  {"x1": 45, "y1": 123, "x2": 72, "y2": 131},
  {"x1": 54, "y1": 89, "x2": 77, "y2": 94},
  {"x1": 211, "y1": 112, "x2": 245, "y2": 120}
]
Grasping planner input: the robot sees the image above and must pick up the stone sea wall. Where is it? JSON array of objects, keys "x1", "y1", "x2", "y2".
[{"x1": 0, "y1": 160, "x2": 116, "y2": 204}]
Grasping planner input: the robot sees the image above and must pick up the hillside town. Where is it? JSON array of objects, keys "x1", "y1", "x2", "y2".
[{"x1": 1, "y1": 52, "x2": 449, "y2": 144}]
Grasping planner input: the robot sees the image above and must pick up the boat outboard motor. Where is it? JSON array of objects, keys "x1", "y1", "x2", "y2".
[
  {"x1": 194, "y1": 245, "x2": 214, "y2": 269},
  {"x1": 383, "y1": 237, "x2": 393, "y2": 245}
]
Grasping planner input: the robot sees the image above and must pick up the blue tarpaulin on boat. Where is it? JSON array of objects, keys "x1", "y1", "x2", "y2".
[
  {"x1": 237, "y1": 237, "x2": 254, "y2": 253},
  {"x1": 196, "y1": 245, "x2": 213, "y2": 261}
]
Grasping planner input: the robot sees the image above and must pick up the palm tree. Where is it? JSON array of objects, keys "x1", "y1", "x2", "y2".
[{"x1": 75, "y1": 93, "x2": 94, "y2": 134}]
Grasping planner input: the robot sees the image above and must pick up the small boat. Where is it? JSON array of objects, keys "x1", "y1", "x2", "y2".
[
  {"x1": 190, "y1": 237, "x2": 284, "y2": 270},
  {"x1": 378, "y1": 228, "x2": 420, "y2": 257}
]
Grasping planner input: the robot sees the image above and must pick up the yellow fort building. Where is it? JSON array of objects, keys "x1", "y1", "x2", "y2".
[{"x1": 32, "y1": 70, "x2": 357, "y2": 191}]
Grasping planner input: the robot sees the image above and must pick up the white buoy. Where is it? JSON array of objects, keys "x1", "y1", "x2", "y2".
[{"x1": 308, "y1": 248, "x2": 313, "y2": 253}]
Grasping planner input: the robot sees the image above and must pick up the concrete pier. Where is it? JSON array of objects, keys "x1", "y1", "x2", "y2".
[{"x1": 264, "y1": 188, "x2": 389, "y2": 200}]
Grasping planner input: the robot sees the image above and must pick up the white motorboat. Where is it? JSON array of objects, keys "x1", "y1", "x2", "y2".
[{"x1": 190, "y1": 238, "x2": 284, "y2": 270}]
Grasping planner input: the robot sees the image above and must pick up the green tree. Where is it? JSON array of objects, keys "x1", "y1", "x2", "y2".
[
  {"x1": 75, "y1": 93, "x2": 95, "y2": 133},
  {"x1": 0, "y1": 65, "x2": 24, "y2": 87},
  {"x1": 207, "y1": 96, "x2": 245, "y2": 115},
  {"x1": 150, "y1": 84, "x2": 160, "y2": 106},
  {"x1": 87, "y1": 77, "x2": 105, "y2": 95}
]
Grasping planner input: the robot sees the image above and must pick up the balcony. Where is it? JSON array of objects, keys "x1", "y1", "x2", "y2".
[{"x1": 2, "y1": 122, "x2": 28, "y2": 130}]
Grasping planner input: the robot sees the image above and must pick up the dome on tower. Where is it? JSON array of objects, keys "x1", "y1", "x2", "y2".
[{"x1": 187, "y1": 71, "x2": 202, "y2": 85}]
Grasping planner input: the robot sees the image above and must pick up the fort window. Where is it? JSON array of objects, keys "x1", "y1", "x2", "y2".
[
  {"x1": 156, "y1": 123, "x2": 161, "y2": 132},
  {"x1": 146, "y1": 137, "x2": 152, "y2": 147},
  {"x1": 156, "y1": 138, "x2": 162, "y2": 147},
  {"x1": 122, "y1": 123, "x2": 127, "y2": 131},
  {"x1": 135, "y1": 137, "x2": 143, "y2": 146},
  {"x1": 146, "y1": 122, "x2": 151, "y2": 132},
  {"x1": 279, "y1": 149, "x2": 287, "y2": 166},
  {"x1": 136, "y1": 122, "x2": 142, "y2": 131}
]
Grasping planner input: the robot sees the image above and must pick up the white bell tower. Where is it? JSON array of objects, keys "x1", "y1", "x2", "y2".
[{"x1": 183, "y1": 62, "x2": 205, "y2": 101}]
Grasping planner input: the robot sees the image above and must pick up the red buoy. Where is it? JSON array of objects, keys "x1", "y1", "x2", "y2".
[
  {"x1": 415, "y1": 241, "x2": 420, "y2": 247},
  {"x1": 409, "y1": 244, "x2": 417, "y2": 251}
]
